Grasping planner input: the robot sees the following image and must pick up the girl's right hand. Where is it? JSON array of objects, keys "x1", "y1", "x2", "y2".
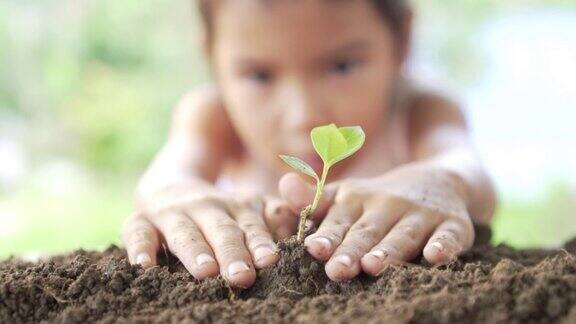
[{"x1": 121, "y1": 184, "x2": 297, "y2": 288}]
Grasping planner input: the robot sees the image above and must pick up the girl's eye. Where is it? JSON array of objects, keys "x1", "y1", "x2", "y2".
[
  {"x1": 246, "y1": 70, "x2": 272, "y2": 84},
  {"x1": 328, "y1": 59, "x2": 358, "y2": 75}
]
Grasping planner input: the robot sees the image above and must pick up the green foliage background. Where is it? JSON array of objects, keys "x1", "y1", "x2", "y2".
[{"x1": 0, "y1": 0, "x2": 575, "y2": 258}]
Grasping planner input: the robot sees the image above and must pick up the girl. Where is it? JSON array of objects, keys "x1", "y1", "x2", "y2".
[{"x1": 121, "y1": 0, "x2": 496, "y2": 288}]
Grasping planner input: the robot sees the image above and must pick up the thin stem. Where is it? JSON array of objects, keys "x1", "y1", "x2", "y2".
[
  {"x1": 296, "y1": 206, "x2": 311, "y2": 242},
  {"x1": 311, "y1": 165, "x2": 329, "y2": 213},
  {"x1": 297, "y1": 164, "x2": 329, "y2": 242}
]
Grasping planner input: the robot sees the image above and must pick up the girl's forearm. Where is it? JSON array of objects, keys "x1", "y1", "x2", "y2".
[
  {"x1": 135, "y1": 139, "x2": 221, "y2": 208},
  {"x1": 406, "y1": 95, "x2": 496, "y2": 225}
]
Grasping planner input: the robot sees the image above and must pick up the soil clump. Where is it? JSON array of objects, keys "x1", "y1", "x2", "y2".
[{"x1": 1, "y1": 225, "x2": 575, "y2": 323}]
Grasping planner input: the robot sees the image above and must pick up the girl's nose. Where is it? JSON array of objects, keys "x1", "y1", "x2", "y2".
[{"x1": 279, "y1": 81, "x2": 327, "y2": 131}]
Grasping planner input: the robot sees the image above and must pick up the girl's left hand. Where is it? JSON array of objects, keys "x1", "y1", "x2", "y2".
[{"x1": 279, "y1": 161, "x2": 475, "y2": 281}]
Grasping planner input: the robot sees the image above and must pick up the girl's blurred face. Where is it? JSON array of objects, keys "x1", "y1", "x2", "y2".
[{"x1": 213, "y1": 0, "x2": 400, "y2": 173}]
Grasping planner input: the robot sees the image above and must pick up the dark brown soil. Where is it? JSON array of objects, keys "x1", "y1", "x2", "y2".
[{"x1": 1, "y1": 226, "x2": 575, "y2": 324}]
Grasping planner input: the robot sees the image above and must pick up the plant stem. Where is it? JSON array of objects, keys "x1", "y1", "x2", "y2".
[
  {"x1": 311, "y1": 165, "x2": 329, "y2": 212},
  {"x1": 297, "y1": 165, "x2": 329, "y2": 242},
  {"x1": 296, "y1": 205, "x2": 311, "y2": 242}
]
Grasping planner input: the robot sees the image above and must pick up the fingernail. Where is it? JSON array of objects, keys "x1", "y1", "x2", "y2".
[
  {"x1": 196, "y1": 253, "x2": 216, "y2": 266},
  {"x1": 432, "y1": 242, "x2": 444, "y2": 252},
  {"x1": 313, "y1": 237, "x2": 332, "y2": 251},
  {"x1": 228, "y1": 261, "x2": 250, "y2": 276},
  {"x1": 136, "y1": 253, "x2": 151, "y2": 266},
  {"x1": 333, "y1": 254, "x2": 353, "y2": 267},
  {"x1": 254, "y1": 246, "x2": 275, "y2": 262},
  {"x1": 370, "y1": 249, "x2": 389, "y2": 262}
]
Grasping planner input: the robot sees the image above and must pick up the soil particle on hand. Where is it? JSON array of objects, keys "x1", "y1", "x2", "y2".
[{"x1": 1, "y1": 225, "x2": 575, "y2": 323}]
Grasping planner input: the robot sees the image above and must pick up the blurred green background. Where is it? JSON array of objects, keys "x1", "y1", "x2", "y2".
[{"x1": 1, "y1": 0, "x2": 575, "y2": 258}]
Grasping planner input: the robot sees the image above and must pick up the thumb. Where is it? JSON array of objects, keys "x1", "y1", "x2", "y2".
[{"x1": 278, "y1": 172, "x2": 338, "y2": 220}]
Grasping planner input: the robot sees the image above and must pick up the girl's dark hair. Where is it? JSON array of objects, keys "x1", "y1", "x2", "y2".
[{"x1": 197, "y1": 0, "x2": 411, "y2": 59}]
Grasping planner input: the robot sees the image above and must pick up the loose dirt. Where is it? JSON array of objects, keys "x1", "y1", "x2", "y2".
[{"x1": 1, "y1": 226, "x2": 575, "y2": 323}]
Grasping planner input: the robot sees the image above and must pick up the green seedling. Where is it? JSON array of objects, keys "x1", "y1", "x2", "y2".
[{"x1": 279, "y1": 124, "x2": 365, "y2": 242}]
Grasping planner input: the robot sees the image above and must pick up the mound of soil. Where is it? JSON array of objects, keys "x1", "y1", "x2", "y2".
[{"x1": 1, "y1": 226, "x2": 575, "y2": 323}]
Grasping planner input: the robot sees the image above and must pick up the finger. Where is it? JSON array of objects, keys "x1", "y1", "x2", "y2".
[
  {"x1": 362, "y1": 211, "x2": 442, "y2": 276},
  {"x1": 233, "y1": 198, "x2": 279, "y2": 269},
  {"x1": 189, "y1": 208, "x2": 256, "y2": 288},
  {"x1": 423, "y1": 218, "x2": 474, "y2": 264},
  {"x1": 325, "y1": 208, "x2": 402, "y2": 281},
  {"x1": 121, "y1": 213, "x2": 160, "y2": 269},
  {"x1": 303, "y1": 203, "x2": 360, "y2": 261},
  {"x1": 151, "y1": 212, "x2": 219, "y2": 280},
  {"x1": 264, "y1": 196, "x2": 297, "y2": 240},
  {"x1": 278, "y1": 172, "x2": 336, "y2": 219}
]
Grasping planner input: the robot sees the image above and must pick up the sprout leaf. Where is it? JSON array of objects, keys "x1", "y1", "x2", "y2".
[{"x1": 279, "y1": 154, "x2": 319, "y2": 180}]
